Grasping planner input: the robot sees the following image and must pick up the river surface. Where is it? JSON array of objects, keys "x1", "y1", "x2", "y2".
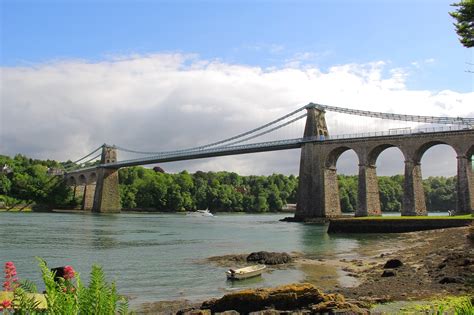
[{"x1": 1, "y1": 211, "x2": 407, "y2": 307}]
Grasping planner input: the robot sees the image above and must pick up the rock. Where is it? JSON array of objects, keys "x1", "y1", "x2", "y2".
[
  {"x1": 201, "y1": 283, "x2": 323, "y2": 313},
  {"x1": 246, "y1": 251, "x2": 292, "y2": 265},
  {"x1": 381, "y1": 270, "x2": 396, "y2": 277},
  {"x1": 201, "y1": 283, "x2": 365, "y2": 314},
  {"x1": 216, "y1": 311, "x2": 240, "y2": 315},
  {"x1": 178, "y1": 310, "x2": 211, "y2": 315},
  {"x1": 437, "y1": 262, "x2": 446, "y2": 269},
  {"x1": 439, "y1": 276, "x2": 464, "y2": 284},
  {"x1": 383, "y1": 259, "x2": 403, "y2": 269},
  {"x1": 310, "y1": 300, "x2": 368, "y2": 314}
]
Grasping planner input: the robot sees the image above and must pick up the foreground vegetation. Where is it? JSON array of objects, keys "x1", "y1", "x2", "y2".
[
  {"x1": 0, "y1": 154, "x2": 460, "y2": 213},
  {"x1": 0, "y1": 259, "x2": 129, "y2": 314},
  {"x1": 400, "y1": 295, "x2": 473, "y2": 314}
]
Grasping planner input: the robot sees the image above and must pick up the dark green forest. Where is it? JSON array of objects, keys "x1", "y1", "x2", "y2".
[{"x1": 0, "y1": 154, "x2": 458, "y2": 212}]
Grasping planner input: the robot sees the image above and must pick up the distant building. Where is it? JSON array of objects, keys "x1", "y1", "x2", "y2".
[
  {"x1": 1, "y1": 164, "x2": 12, "y2": 174},
  {"x1": 47, "y1": 168, "x2": 64, "y2": 176},
  {"x1": 153, "y1": 166, "x2": 165, "y2": 173}
]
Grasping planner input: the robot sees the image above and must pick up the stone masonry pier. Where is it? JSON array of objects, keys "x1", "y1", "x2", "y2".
[{"x1": 296, "y1": 107, "x2": 474, "y2": 219}]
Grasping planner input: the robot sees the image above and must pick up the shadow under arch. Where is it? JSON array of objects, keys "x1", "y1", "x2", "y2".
[
  {"x1": 89, "y1": 172, "x2": 97, "y2": 184},
  {"x1": 67, "y1": 176, "x2": 76, "y2": 186},
  {"x1": 457, "y1": 144, "x2": 474, "y2": 214},
  {"x1": 78, "y1": 174, "x2": 87, "y2": 185},
  {"x1": 324, "y1": 146, "x2": 360, "y2": 216}
]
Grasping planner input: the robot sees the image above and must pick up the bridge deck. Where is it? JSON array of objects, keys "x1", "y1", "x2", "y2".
[{"x1": 65, "y1": 128, "x2": 474, "y2": 174}]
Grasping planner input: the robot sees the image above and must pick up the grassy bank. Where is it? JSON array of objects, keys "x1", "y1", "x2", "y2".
[{"x1": 354, "y1": 214, "x2": 472, "y2": 220}]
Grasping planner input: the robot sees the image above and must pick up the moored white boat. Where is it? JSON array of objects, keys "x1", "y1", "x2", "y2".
[{"x1": 226, "y1": 264, "x2": 266, "y2": 280}]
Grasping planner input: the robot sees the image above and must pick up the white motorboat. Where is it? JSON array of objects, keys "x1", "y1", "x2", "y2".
[
  {"x1": 186, "y1": 209, "x2": 214, "y2": 217},
  {"x1": 226, "y1": 264, "x2": 266, "y2": 280}
]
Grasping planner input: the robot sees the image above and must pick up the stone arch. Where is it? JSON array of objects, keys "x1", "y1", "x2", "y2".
[
  {"x1": 413, "y1": 141, "x2": 459, "y2": 214},
  {"x1": 67, "y1": 176, "x2": 76, "y2": 186},
  {"x1": 413, "y1": 141, "x2": 459, "y2": 163},
  {"x1": 78, "y1": 174, "x2": 87, "y2": 185},
  {"x1": 467, "y1": 145, "x2": 474, "y2": 160},
  {"x1": 88, "y1": 172, "x2": 97, "y2": 184},
  {"x1": 367, "y1": 144, "x2": 405, "y2": 166},
  {"x1": 324, "y1": 146, "x2": 361, "y2": 216},
  {"x1": 362, "y1": 144, "x2": 405, "y2": 215},
  {"x1": 325, "y1": 146, "x2": 360, "y2": 169}
]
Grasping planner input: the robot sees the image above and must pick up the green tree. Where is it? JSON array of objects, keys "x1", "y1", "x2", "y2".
[{"x1": 450, "y1": 0, "x2": 474, "y2": 48}]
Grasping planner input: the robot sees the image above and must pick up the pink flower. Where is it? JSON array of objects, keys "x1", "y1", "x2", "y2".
[
  {"x1": 3, "y1": 261, "x2": 19, "y2": 291},
  {"x1": 2, "y1": 281, "x2": 10, "y2": 290},
  {"x1": 63, "y1": 265, "x2": 75, "y2": 280}
]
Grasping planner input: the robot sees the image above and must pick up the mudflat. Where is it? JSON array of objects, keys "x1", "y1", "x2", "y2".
[{"x1": 137, "y1": 226, "x2": 473, "y2": 313}]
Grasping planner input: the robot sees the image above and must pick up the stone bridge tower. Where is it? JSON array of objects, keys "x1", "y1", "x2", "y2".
[
  {"x1": 92, "y1": 145, "x2": 121, "y2": 212},
  {"x1": 295, "y1": 104, "x2": 332, "y2": 219}
]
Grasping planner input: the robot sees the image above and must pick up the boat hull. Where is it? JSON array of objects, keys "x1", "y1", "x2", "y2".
[{"x1": 226, "y1": 265, "x2": 266, "y2": 280}]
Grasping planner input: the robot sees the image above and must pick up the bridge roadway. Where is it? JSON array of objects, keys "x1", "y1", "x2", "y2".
[{"x1": 67, "y1": 128, "x2": 474, "y2": 173}]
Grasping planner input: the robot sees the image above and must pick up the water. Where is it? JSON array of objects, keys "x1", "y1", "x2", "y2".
[{"x1": 0, "y1": 212, "x2": 399, "y2": 307}]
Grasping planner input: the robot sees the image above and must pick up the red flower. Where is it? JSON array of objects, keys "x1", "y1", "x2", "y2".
[
  {"x1": 0, "y1": 299, "x2": 12, "y2": 309},
  {"x1": 63, "y1": 265, "x2": 75, "y2": 280}
]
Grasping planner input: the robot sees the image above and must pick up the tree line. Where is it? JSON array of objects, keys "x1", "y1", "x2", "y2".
[{"x1": 0, "y1": 154, "x2": 458, "y2": 212}]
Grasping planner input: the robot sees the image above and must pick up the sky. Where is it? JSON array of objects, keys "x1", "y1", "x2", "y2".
[{"x1": 1, "y1": 0, "x2": 473, "y2": 177}]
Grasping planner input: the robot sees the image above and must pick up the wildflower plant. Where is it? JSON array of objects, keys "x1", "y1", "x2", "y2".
[{"x1": 0, "y1": 258, "x2": 130, "y2": 314}]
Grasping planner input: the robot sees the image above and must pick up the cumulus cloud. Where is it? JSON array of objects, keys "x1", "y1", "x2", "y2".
[{"x1": 1, "y1": 54, "x2": 472, "y2": 176}]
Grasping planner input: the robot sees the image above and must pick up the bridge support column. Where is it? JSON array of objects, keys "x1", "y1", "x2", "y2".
[
  {"x1": 296, "y1": 104, "x2": 337, "y2": 219},
  {"x1": 92, "y1": 168, "x2": 120, "y2": 213},
  {"x1": 402, "y1": 159, "x2": 427, "y2": 216},
  {"x1": 82, "y1": 183, "x2": 96, "y2": 210},
  {"x1": 356, "y1": 164, "x2": 381, "y2": 217},
  {"x1": 323, "y1": 166, "x2": 342, "y2": 217},
  {"x1": 456, "y1": 155, "x2": 473, "y2": 214},
  {"x1": 92, "y1": 145, "x2": 121, "y2": 213}
]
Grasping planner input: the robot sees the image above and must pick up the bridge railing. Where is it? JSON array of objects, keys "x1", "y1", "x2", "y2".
[{"x1": 324, "y1": 125, "x2": 470, "y2": 141}]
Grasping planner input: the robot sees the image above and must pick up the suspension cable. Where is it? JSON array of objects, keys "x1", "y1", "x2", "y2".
[
  {"x1": 114, "y1": 105, "x2": 308, "y2": 155},
  {"x1": 221, "y1": 113, "x2": 307, "y2": 147},
  {"x1": 312, "y1": 103, "x2": 474, "y2": 125},
  {"x1": 65, "y1": 153, "x2": 102, "y2": 171},
  {"x1": 62, "y1": 145, "x2": 103, "y2": 168}
]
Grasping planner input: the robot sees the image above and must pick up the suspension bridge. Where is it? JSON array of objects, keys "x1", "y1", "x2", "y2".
[{"x1": 64, "y1": 103, "x2": 474, "y2": 218}]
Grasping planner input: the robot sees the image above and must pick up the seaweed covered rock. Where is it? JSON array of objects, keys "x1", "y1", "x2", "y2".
[
  {"x1": 201, "y1": 283, "x2": 367, "y2": 314},
  {"x1": 246, "y1": 251, "x2": 292, "y2": 265}
]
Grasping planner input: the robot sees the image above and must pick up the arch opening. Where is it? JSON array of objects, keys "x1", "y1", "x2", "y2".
[
  {"x1": 371, "y1": 145, "x2": 405, "y2": 214},
  {"x1": 78, "y1": 174, "x2": 87, "y2": 185},
  {"x1": 419, "y1": 143, "x2": 457, "y2": 213},
  {"x1": 328, "y1": 147, "x2": 359, "y2": 214},
  {"x1": 67, "y1": 176, "x2": 76, "y2": 186}
]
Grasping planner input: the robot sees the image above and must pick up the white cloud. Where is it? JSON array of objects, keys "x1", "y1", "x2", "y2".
[{"x1": 1, "y1": 54, "x2": 472, "y2": 176}]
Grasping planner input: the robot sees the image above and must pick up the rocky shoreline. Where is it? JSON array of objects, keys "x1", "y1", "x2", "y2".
[{"x1": 136, "y1": 226, "x2": 473, "y2": 314}]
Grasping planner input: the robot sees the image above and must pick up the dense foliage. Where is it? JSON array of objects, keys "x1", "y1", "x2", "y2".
[
  {"x1": 119, "y1": 167, "x2": 298, "y2": 212},
  {"x1": 119, "y1": 167, "x2": 457, "y2": 213},
  {"x1": 450, "y1": 0, "x2": 474, "y2": 48},
  {"x1": 0, "y1": 154, "x2": 459, "y2": 212},
  {"x1": 0, "y1": 154, "x2": 76, "y2": 209}
]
